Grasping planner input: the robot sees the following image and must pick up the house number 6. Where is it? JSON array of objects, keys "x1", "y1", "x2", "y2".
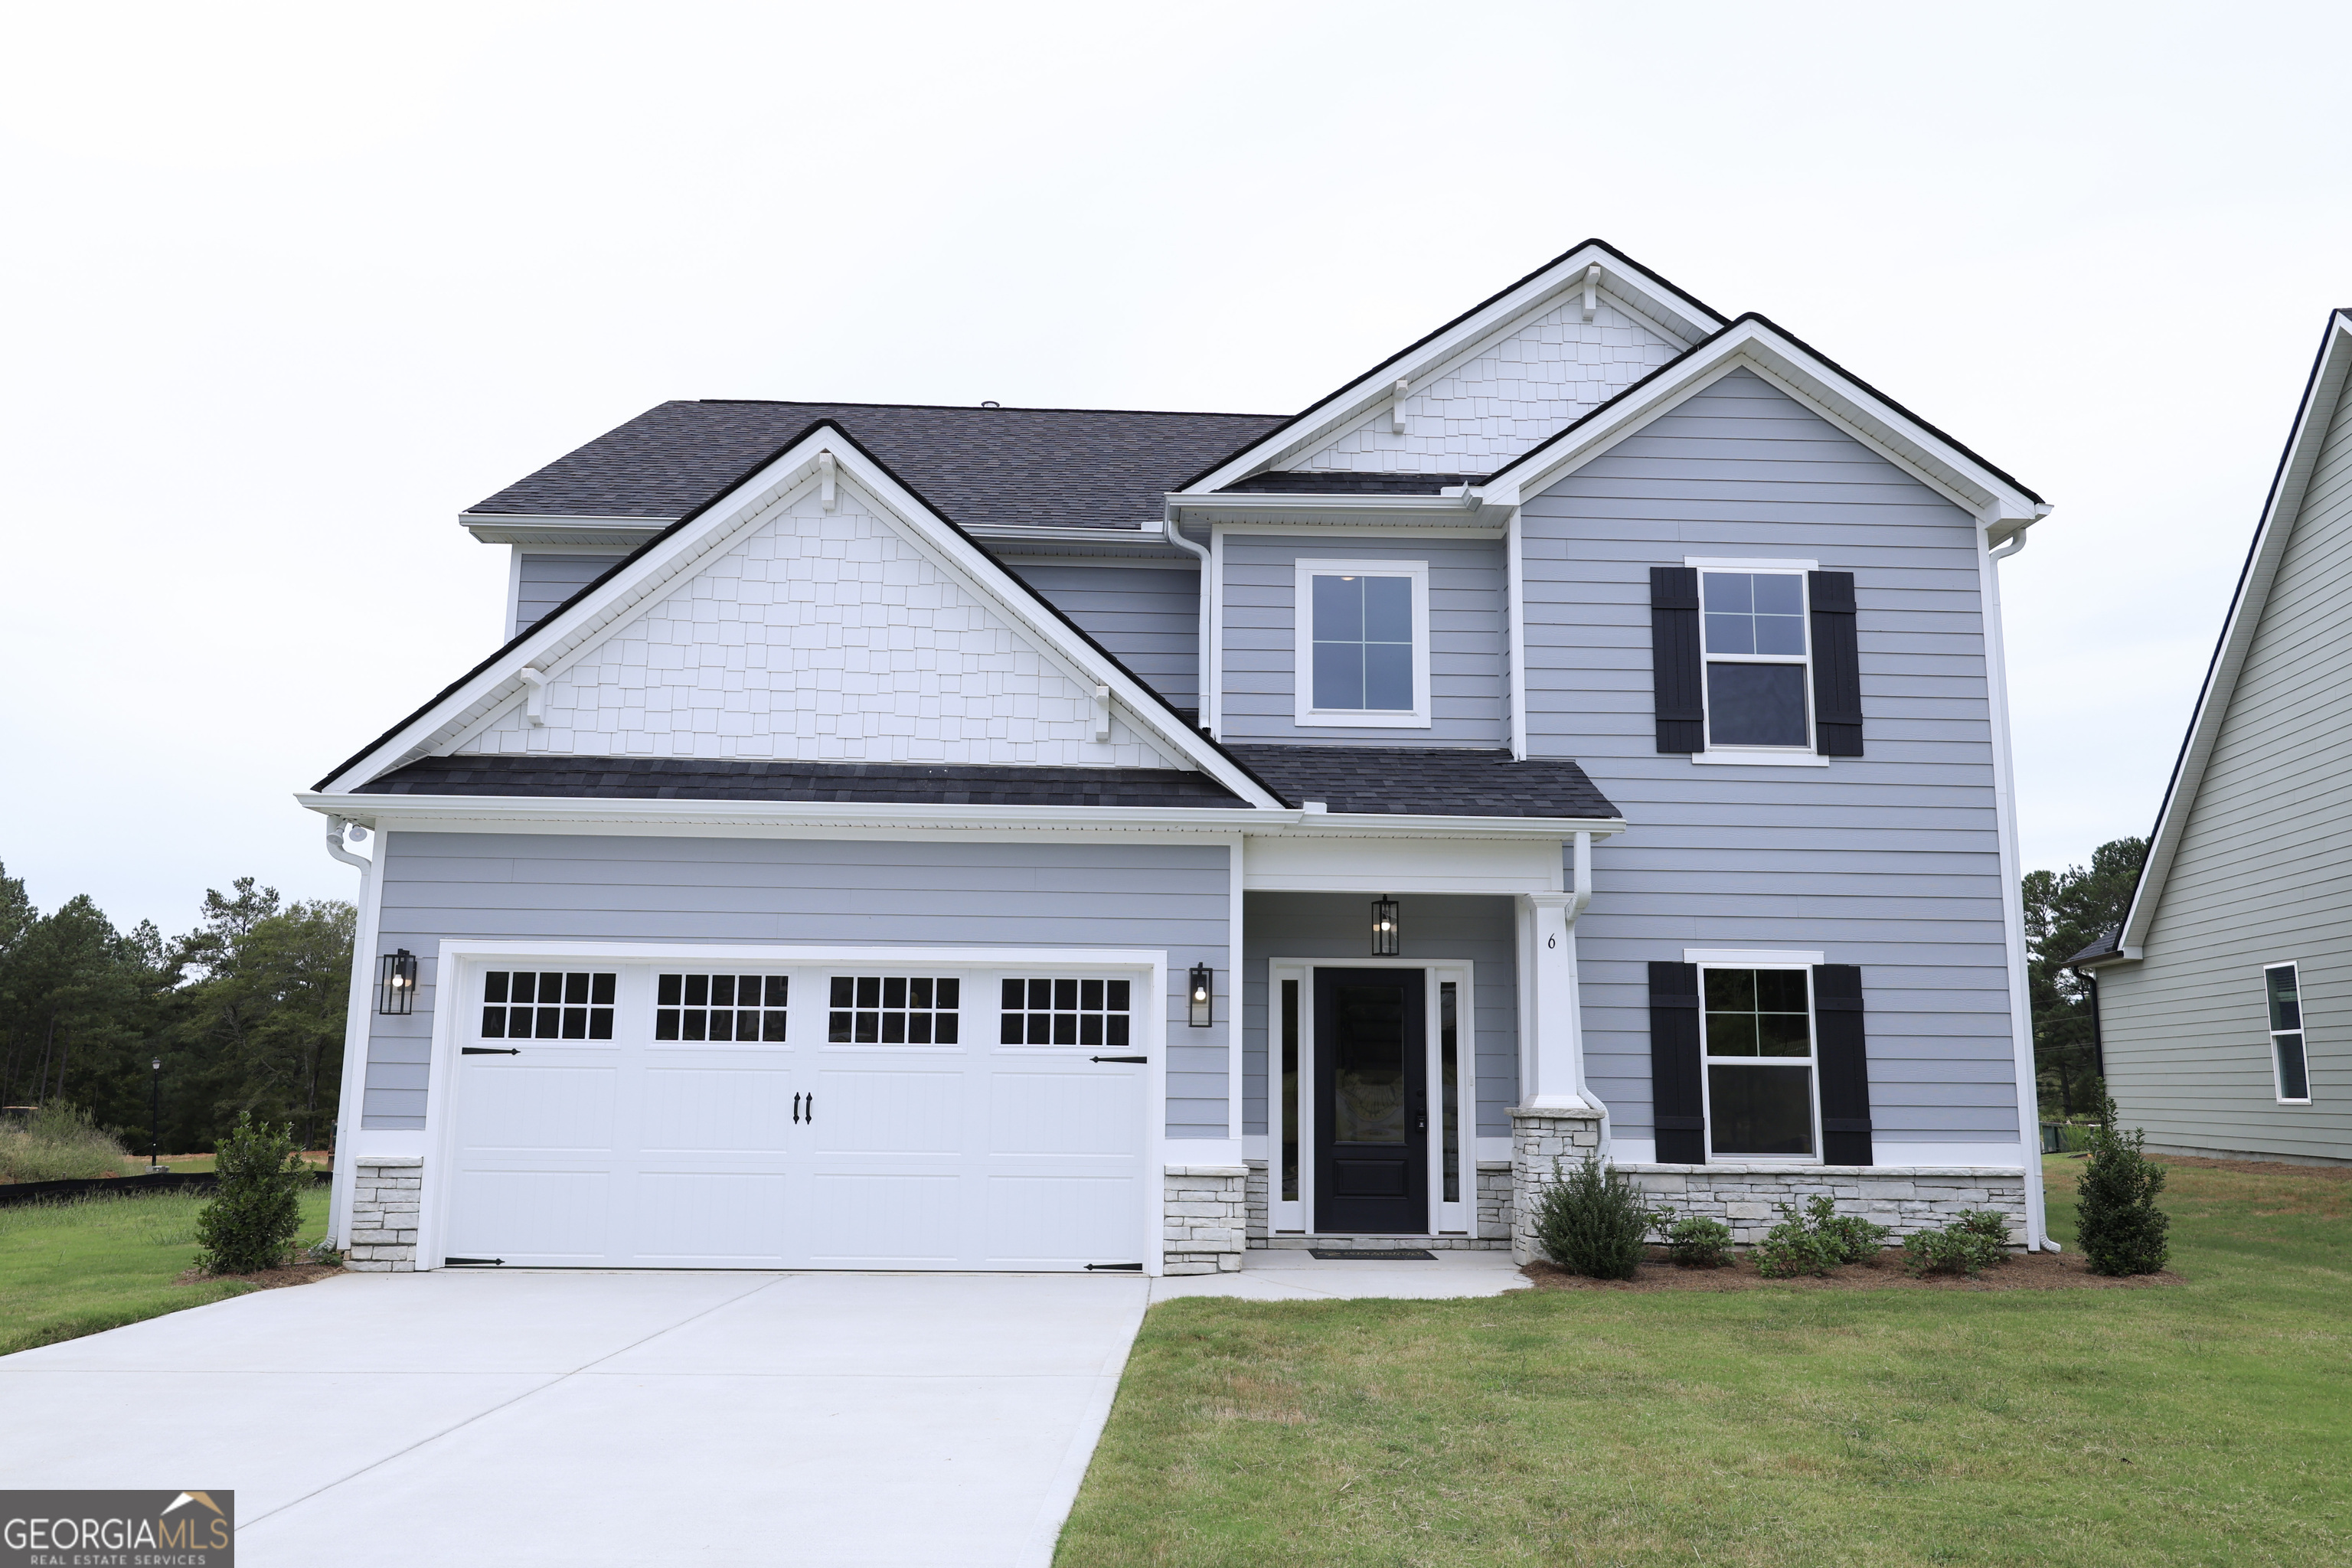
[{"x1": 1547, "y1": 936, "x2": 1557, "y2": 948}]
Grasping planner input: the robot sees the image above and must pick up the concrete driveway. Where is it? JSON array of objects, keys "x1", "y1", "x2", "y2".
[{"x1": 0, "y1": 1269, "x2": 1148, "y2": 1568}]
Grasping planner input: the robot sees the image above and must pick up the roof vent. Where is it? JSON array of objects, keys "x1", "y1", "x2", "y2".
[{"x1": 982, "y1": 400, "x2": 1001, "y2": 408}]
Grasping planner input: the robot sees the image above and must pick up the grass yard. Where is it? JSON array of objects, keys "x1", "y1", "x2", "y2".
[
  {"x1": 0, "y1": 1187, "x2": 332, "y2": 1357},
  {"x1": 1058, "y1": 1155, "x2": 2351, "y2": 1567}
]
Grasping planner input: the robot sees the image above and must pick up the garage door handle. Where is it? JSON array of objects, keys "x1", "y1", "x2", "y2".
[
  {"x1": 462, "y1": 1047, "x2": 521, "y2": 1056},
  {"x1": 792, "y1": 1093, "x2": 803, "y2": 1124},
  {"x1": 1089, "y1": 1055, "x2": 1147, "y2": 1064}
]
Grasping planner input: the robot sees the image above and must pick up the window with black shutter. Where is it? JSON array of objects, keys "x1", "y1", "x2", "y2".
[
  {"x1": 1808, "y1": 572, "x2": 1863, "y2": 756},
  {"x1": 1812, "y1": 964, "x2": 1873, "y2": 1164},
  {"x1": 1649, "y1": 569, "x2": 1705, "y2": 753},
  {"x1": 1655, "y1": 565, "x2": 1864, "y2": 758}
]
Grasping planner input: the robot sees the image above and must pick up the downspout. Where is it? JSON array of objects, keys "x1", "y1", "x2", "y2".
[
  {"x1": 1161, "y1": 517, "x2": 1214, "y2": 733},
  {"x1": 322, "y1": 815, "x2": 380, "y2": 1248},
  {"x1": 1978, "y1": 504, "x2": 2056, "y2": 1249}
]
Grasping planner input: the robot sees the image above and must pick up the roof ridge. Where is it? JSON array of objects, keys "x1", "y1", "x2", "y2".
[{"x1": 691, "y1": 399, "x2": 1288, "y2": 420}]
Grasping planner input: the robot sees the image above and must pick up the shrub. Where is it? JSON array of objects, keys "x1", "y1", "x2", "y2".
[
  {"x1": 1750, "y1": 1195, "x2": 1890, "y2": 1277},
  {"x1": 0, "y1": 1103, "x2": 129, "y2": 1183},
  {"x1": 194, "y1": 1113, "x2": 307, "y2": 1275},
  {"x1": 1653, "y1": 1209, "x2": 1733, "y2": 1268},
  {"x1": 1805, "y1": 1195, "x2": 1893, "y2": 1264},
  {"x1": 1531, "y1": 1155, "x2": 1649, "y2": 1279},
  {"x1": 1902, "y1": 1218, "x2": 2010, "y2": 1277},
  {"x1": 2076, "y1": 1092, "x2": 2170, "y2": 1276}
]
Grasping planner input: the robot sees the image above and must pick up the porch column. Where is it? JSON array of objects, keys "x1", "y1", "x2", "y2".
[{"x1": 1519, "y1": 892, "x2": 1586, "y2": 1109}]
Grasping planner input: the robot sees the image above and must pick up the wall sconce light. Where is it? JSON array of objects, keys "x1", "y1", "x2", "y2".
[
  {"x1": 1188, "y1": 963, "x2": 1214, "y2": 1027},
  {"x1": 377, "y1": 949, "x2": 419, "y2": 1015},
  {"x1": 1371, "y1": 897, "x2": 1400, "y2": 956}
]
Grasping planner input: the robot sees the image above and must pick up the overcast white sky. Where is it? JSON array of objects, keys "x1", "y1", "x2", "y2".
[{"x1": 2, "y1": 1, "x2": 2347, "y2": 937}]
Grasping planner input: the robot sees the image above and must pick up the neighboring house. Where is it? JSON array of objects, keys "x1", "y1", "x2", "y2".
[
  {"x1": 2069, "y1": 310, "x2": 2352, "y2": 1168},
  {"x1": 305, "y1": 240, "x2": 2056, "y2": 1274}
]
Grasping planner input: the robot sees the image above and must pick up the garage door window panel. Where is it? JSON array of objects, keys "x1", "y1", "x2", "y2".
[
  {"x1": 657, "y1": 972, "x2": 789, "y2": 1043},
  {"x1": 482, "y1": 970, "x2": 616, "y2": 1040},
  {"x1": 830, "y1": 975, "x2": 961, "y2": 1044},
  {"x1": 1000, "y1": 977, "x2": 1131, "y2": 1046}
]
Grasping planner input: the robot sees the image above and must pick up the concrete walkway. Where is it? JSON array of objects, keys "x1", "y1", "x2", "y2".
[{"x1": 0, "y1": 1254, "x2": 1524, "y2": 1566}]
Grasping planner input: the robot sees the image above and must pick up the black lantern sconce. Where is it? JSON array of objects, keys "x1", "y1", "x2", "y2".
[
  {"x1": 1188, "y1": 963, "x2": 1214, "y2": 1027},
  {"x1": 377, "y1": 949, "x2": 419, "y2": 1015},
  {"x1": 1371, "y1": 897, "x2": 1400, "y2": 957}
]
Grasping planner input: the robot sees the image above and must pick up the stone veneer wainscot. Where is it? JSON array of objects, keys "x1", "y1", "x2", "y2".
[{"x1": 346, "y1": 1155, "x2": 423, "y2": 1272}]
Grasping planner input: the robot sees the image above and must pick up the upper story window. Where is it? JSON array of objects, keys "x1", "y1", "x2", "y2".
[
  {"x1": 1700, "y1": 569, "x2": 1811, "y2": 750},
  {"x1": 2265, "y1": 963, "x2": 2311, "y2": 1103},
  {"x1": 1294, "y1": 558, "x2": 1431, "y2": 729}
]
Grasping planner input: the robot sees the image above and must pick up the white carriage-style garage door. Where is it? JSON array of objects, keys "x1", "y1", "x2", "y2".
[{"x1": 433, "y1": 952, "x2": 1158, "y2": 1271}]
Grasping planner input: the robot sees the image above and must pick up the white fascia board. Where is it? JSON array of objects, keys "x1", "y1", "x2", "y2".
[
  {"x1": 2120, "y1": 311, "x2": 2352, "y2": 952},
  {"x1": 1184, "y1": 244, "x2": 1722, "y2": 495},
  {"x1": 1166, "y1": 492, "x2": 1506, "y2": 532},
  {"x1": 1484, "y1": 322, "x2": 2046, "y2": 524},
  {"x1": 294, "y1": 791, "x2": 1625, "y2": 844},
  {"x1": 460, "y1": 514, "x2": 675, "y2": 548},
  {"x1": 325, "y1": 429, "x2": 1281, "y2": 808}
]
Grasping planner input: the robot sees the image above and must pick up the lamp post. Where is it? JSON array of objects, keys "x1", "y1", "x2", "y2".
[{"x1": 149, "y1": 1057, "x2": 163, "y2": 1174}]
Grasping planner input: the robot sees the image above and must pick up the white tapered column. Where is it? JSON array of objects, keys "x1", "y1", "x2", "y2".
[{"x1": 1520, "y1": 891, "x2": 1587, "y2": 1109}]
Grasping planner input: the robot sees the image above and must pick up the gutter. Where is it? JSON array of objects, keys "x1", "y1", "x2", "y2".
[
  {"x1": 320, "y1": 816, "x2": 379, "y2": 1250},
  {"x1": 1158, "y1": 519, "x2": 1215, "y2": 736}
]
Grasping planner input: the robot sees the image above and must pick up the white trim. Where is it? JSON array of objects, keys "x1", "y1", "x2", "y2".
[
  {"x1": 1506, "y1": 508, "x2": 1527, "y2": 759},
  {"x1": 1693, "y1": 959, "x2": 1824, "y2": 1165},
  {"x1": 503, "y1": 547, "x2": 524, "y2": 642},
  {"x1": 2122, "y1": 312, "x2": 2352, "y2": 953},
  {"x1": 1684, "y1": 949, "x2": 1824, "y2": 966},
  {"x1": 2262, "y1": 961, "x2": 2314, "y2": 1105},
  {"x1": 1690, "y1": 753, "x2": 1830, "y2": 768},
  {"x1": 416, "y1": 940, "x2": 1171, "y2": 1276},
  {"x1": 321, "y1": 429, "x2": 1281, "y2": 809},
  {"x1": 327, "y1": 828, "x2": 387, "y2": 1247},
  {"x1": 1684, "y1": 556, "x2": 1819, "y2": 571},
  {"x1": 1264, "y1": 956, "x2": 1475, "y2": 1236},
  {"x1": 1227, "y1": 838, "x2": 1245, "y2": 1140},
  {"x1": 1978, "y1": 521, "x2": 2050, "y2": 1246},
  {"x1": 1207, "y1": 526, "x2": 1227, "y2": 737},
  {"x1": 1291, "y1": 557, "x2": 1433, "y2": 729}
]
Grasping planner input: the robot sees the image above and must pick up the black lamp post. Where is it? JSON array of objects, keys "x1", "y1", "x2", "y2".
[{"x1": 149, "y1": 1057, "x2": 163, "y2": 1174}]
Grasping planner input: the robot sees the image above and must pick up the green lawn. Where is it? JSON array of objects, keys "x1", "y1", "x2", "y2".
[
  {"x1": 0, "y1": 1187, "x2": 332, "y2": 1357},
  {"x1": 1058, "y1": 1156, "x2": 2351, "y2": 1566}
]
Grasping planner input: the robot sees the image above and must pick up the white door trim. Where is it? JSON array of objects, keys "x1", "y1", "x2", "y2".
[{"x1": 417, "y1": 940, "x2": 1169, "y2": 1274}]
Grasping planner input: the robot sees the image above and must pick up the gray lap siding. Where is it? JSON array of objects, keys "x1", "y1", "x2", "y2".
[
  {"x1": 1004, "y1": 561, "x2": 1202, "y2": 712},
  {"x1": 362, "y1": 831, "x2": 1233, "y2": 1138},
  {"x1": 1524, "y1": 368, "x2": 2021, "y2": 1154}
]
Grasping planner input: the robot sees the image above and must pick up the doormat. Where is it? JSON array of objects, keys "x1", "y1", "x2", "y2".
[{"x1": 1308, "y1": 1247, "x2": 1438, "y2": 1260}]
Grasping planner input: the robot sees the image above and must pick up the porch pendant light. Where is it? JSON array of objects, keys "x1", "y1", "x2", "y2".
[
  {"x1": 1371, "y1": 897, "x2": 1401, "y2": 957},
  {"x1": 377, "y1": 949, "x2": 419, "y2": 1015},
  {"x1": 1188, "y1": 963, "x2": 1214, "y2": 1027}
]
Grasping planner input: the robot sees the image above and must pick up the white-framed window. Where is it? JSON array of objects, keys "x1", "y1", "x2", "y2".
[
  {"x1": 2265, "y1": 962, "x2": 2311, "y2": 1103},
  {"x1": 1694, "y1": 560, "x2": 1814, "y2": 758},
  {"x1": 1699, "y1": 963, "x2": 1820, "y2": 1161},
  {"x1": 1292, "y1": 558, "x2": 1432, "y2": 728}
]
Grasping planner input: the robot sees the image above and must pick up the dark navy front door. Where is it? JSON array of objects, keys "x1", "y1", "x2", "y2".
[{"x1": 1313, "y1": 969, "x2": 1426, "y2": 1233}]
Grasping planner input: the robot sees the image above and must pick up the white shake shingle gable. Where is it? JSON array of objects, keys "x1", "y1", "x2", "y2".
[
  {"x1": 302, "y1": 240, "x2": 2056, "y2": 1277},
  {"x1": 456, "y1": 485, "x2": 1187, "y2": 769}
]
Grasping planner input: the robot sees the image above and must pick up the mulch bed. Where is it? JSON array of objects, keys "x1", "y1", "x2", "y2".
[
  {"x1": 1518, "y1": 1247, "x2": 2183, "y2": 1293},
  {"x1": 174, "y1": 1262, "x2": 343, "y2": 1292}
]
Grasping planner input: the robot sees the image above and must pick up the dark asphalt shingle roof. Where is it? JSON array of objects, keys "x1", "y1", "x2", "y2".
[
  {"x1": 467, "y1": 402, "x2": 1289, "y2": 532},
  {"x1": 2062, "y1": 926, "x2": 2123, "y2": 966},
  {"x1": 352, "y1": 749, "x2": 1618, "y2": 820},
  {"x1": 1226, "y1": 746, "x2": 1619, "y2": 818},
  {"x1": 354, "y1": 755, "x2": 1248, "y2": 809}
]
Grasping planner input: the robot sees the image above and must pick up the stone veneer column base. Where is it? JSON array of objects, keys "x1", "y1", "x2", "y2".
[
  {"x1": 347, "y1": 1155, "x2": 423, "y2": 1272},
  {"x1": 1622, "y1": 1165, "x2": 2032, "y2": 1245},
  {"x1": 1164, "y1": 1165, "x2": 1248, "y2": 1275},
  {"x1": 1509, "y1": 1106, "x2": 1606, "y2": 1265}
]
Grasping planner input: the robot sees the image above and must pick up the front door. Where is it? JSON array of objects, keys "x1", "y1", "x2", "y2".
[{"x1": 1312, "y1": 968, "x2": 1427, "y2": 1233}]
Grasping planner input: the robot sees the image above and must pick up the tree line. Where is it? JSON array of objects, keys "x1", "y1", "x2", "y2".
[
  {"x1": 2023, "y1": 835, "x2": 2148, "y2": 1119},
  {"x1": 0, "y1": 861, "x2": 353, "y2": 1155}
]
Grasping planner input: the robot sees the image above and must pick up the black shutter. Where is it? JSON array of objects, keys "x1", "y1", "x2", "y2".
[
  {"x1": 1808, "y1": 570, "x2": 1862, "y2": 756},
  {"x1": 1812, "y1": 964, "x2": 1872, "y2": 1165},
  {"x1": 1650, "y1": 567, "x2": 1704, "y2": 753},
  {"x1": 1648, "y1": 961, "x2": 1705, "y2": 1163}
]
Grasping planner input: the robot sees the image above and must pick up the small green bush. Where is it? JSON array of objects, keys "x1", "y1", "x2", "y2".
[
  {"x1": 1531, "y1": 1155, "x2": 1649, "y2": 1279},
  {"x1": 1652, "y1": 1208, "x2": 1733, "y2": 1268},
  {"x1": 194, "y1": 1113, "x2": 307, "y2": 1275},
  {"x1": 1751, "y1": 1195, "x2": 1890, "y2": 1277},
  {"x1": 2076, "y1": 1093, "x2": 2171, "y2": 1276},
  {"x1": 0, "y1": 1102, "x2": 130, "y2": 1183},
  {"x1": 1902, "y1": 1218, "x2": 2011, "y2": 1277}
]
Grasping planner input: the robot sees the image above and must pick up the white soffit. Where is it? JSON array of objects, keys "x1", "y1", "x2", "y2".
[{"x1": 2120, "y1": 310, "x2": 2352, "y2": 953}]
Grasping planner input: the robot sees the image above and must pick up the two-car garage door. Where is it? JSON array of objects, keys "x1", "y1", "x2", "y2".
[{"x1": 436, "y1": 956, "x2": 1155, "y2": 1271}]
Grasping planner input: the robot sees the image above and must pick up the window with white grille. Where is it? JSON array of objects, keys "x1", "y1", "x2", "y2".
[
  {"x1": 657, "y1": 973, "x2": 788, "y2": 1042},
  {"x1": 828, "y1": 976, "x2": 960, "y2": 1044},
  {"x1": 999, "y1": 977, "x2": 1131, "y2": 1046},
  {"x1": 482, "y1": 971, "x2": 616, "y2": 1040}
]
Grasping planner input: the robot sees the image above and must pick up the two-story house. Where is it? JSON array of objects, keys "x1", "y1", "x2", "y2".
[{"x1": 305, "y1": 240, "x2": 2054, "y2": 1275}]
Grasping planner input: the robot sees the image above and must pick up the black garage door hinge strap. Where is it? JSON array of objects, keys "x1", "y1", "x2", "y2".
[
  {"x1": 444, "y1": 1256, "x2": 505, "y2": 1266},
  {"x1": 1084, "y1": 1262, "x2": 1144, "y2": 1272},
  {"x1": 1089, "y1": 1055, "x2": 1147, "y2": 1064},
  {"x1": 462, "y1": 1047, "x2": 521, "y2": 1056}
]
